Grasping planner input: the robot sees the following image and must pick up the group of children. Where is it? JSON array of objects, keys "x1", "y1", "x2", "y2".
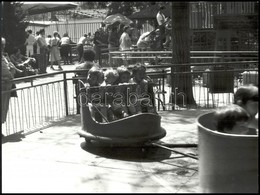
[
  {"x1": 82, "y1": 63, "x2": 157, "y2": 123},
  {"x1": 213, "y1": 84, "x2": 258, "y2": 135}
]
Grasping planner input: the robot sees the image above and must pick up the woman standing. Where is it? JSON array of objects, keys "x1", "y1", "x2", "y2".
[{"x1": 49, "y1": 31, "x2": 62, "y2": 70}]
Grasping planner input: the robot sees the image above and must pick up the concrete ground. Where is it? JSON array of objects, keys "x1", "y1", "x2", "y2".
[{"x1": 2, "y1": 109, "x2": 211, "y2": 193}]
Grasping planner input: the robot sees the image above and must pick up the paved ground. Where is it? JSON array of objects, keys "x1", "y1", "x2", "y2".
[{"x1": 2, "y1": 109, "x2": 211, "y2": 193}]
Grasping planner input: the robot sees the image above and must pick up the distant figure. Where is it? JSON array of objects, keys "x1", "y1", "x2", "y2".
[
  {"x1": 35, "y1": 28, "x2": 48, "y2": 74},
  {"x1": 49, "y1": 31, "x2": 62, "y2": 70},
  {"x1": 77, "y1": 34, "x2": 88, "y2": 63},
  {"x1": 119, "y1": 26, "x2": 132, "y2": 51},
  {"x1": 129, "y1": 23, "x2": 141, "y2": 46},
  {"x1": 108, "y1": 25, "x2": 119, "y2": 52},
  {"x1": 137, "y1": 31, "x2": 156, "y2": 50},
  {"x1": 60, "y1": 33, "x2": 72, "y2": 65},
  {"x1": 24, "y1": 29, "x2": 36, "y2": 57},
  {"x1": 156, "y1": 5, "x2": 166, "y2": 48}
]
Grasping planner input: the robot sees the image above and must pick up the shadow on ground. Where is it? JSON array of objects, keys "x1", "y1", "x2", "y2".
[
  {"x1": 2, "y1": 132, "x2": 25, "y2": 144},
  {"x1": 80, "y1": 141, "x2": 172, "y2": 162}
]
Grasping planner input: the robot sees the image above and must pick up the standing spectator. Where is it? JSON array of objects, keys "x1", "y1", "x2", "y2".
[
  {"x1": 129, "y1": 23, "x2": 141, "y2": 46},
  {"x1": 93, "y1": 30, "x2": 107, "y2": 66},
  {"x1": 108, "y1": 25, "x2": 119, "y2": 52},
  {"x1": 163, "y1": 18, "x2": 172, "y2": 49},
  {"x1": 119, "y1": 26, "x2": 132, "y2": 66},
  {"x1": 45, "y1": 35, "x2": 52, "y2": 66},
  {"x1": 119, "y1": 26, "x2": 132, "y2": 51},
  {"x1": 24, "y1": 29, "x2": 36, "y2": 57},
  {"x1": 35, "y1": 29, "x2": 48, "y2": 74},
  {"x1": 96, "y1": 22, "x2": 109, "y2": 65},
  {"x1": 60, "y1": 33, "x2": 71, "y2": 65},
  {"x1": 86, "y1": 32, "x2": 93, "y2": 46},
  {"x1": 156, "y1": 5, "x2": 166, "y2": 48},
  {"x1": 76, "y1": 34, "x2": 88, "y2": 63},
  {"x1": 49, "y1": 31, "x2": 62, "y2": 70}
]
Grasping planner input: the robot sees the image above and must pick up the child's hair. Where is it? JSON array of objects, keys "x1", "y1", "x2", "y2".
[
  {"x1": 104, "y1": 69, "x2": 119, "y2": 84},
  {"x1": 87, "y1": 66, "x2": 104, "y2": 85},
  {"x1": 83, "y1": 49, "x2": 96, "y2": 62},
  {"x1": 131, "y1": 63, "x2": 146, "y2": 78},
  {"x1": 117, "y1": 65, "x2": 131, "y2": 79},
  {"x1": 214, "y1": 104, "x2": 250, "y2": 132},
  {"x1": 234, "y1": 84, "x2": 258, "y2": 105}
]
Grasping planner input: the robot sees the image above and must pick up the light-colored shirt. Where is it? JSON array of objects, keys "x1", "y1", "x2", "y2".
[
  {"x1": 61, "y1": 37, "x2": 70, "y2": 45},
  {"x1": 137, "y1": 32, "x2": 151, "y2": 49},
  {"x1": 50, "y1": 37, "x2": 60, "y2": 47},
  {"x1": 36, "y1": 35, "x2": 47, "y2": 54},
  {"x1": 78, "y1": 36, "x2": 87, "y2": 45},
  {"x1": 25, "y1": 34, "x2": 36, "y2": 46},
  {"x1": 156, "y1": 11, "x2": 165, "y2": 26},
  {"x1": 119, "y1": 32, "x2": 132, "y2": 51}
]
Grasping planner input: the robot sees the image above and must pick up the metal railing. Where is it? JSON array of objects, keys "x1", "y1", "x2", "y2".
[{"x1": 1, "y1": 62, "x2": 258, "y2": 136}]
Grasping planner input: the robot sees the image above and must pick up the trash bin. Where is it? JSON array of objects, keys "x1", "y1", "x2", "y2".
[{"x1": 197, "y1": 112, "x2": 258, "y2": 193}]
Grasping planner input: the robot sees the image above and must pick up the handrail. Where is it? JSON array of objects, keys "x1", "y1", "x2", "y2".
[{"x1": 109, "y1": 50, "x2": 259, "y2": 54}]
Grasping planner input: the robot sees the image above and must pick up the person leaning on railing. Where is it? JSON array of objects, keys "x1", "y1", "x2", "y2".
[{"x1": 1, "y1": 37, "x2": 20, "y2": 137}]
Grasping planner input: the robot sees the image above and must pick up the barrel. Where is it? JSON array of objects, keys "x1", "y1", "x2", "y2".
[{"x1": 197, "y1": 112, "x2": 258, "y2": 193}]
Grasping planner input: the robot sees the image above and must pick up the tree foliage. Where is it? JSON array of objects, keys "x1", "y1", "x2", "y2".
[
  {"x1": 2, "y1": 2, "x2": 29, "y2": 55},
  {"x1": 78, "y1": 2, "x2": 160, "y2": 17}
]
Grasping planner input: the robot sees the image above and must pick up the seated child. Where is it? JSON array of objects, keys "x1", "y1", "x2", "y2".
[
  {"x1": 100, "y1": 69, "x2": 119, "y2": 121},
  {"x1": 129, "y1": 63, "x2": 155, "y2": 113},
  {"x1": 213, "y1": 104, "x2": 250, "y2": 135},
  {"x1": 75, "y1": 49, "x2": 97, "y2": 78},
  {"x1": 115, "y1": 65, "x2": 134, "y2": 117},
  {"x1": 86, "y1": 66, "x2": 104, "y2": 123},
  {"x1": 234, "y1": 84, "x2": 258, "y2": 134}
]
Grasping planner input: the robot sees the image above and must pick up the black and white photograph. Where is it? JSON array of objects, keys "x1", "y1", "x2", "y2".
[{"x1": 1, "y1": 1, "x2": 258, "y2": 193}]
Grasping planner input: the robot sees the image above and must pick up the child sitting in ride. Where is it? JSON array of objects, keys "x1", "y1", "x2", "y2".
[
  {"x1": 213, "y1": 104, "x2": 251, "y2": 135},
  {"x1": 129, "y1": 63, "x2": 156, "y2": 114},
  {"x1": 115, "y1": 65, "x2": 135, "y2": 117},
  {"x1": 234, "y1": 84, "x2": 258, "y2": 134},
  {"x1": 100, "y1": 69, "x2": 120, "y2": 122},
  {"x1": 86, "y1": 66, "x2": 104, "y2": 123}
]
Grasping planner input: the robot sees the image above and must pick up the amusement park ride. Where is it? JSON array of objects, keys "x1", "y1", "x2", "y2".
[{"x1": 76, "y1": 80, "x2": 198, "y2": 160}]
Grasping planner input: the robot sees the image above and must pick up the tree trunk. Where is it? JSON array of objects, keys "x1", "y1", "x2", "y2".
[{"x1": 171, "y1": 2, "x2": 196, "y2": 108}]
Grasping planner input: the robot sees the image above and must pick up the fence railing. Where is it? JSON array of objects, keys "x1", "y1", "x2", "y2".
[{"x1": 2, "y1": 61, "x2": 258, "y2": 136}]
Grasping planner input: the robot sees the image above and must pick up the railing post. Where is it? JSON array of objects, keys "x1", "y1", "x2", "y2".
[{"x1": 63, "y1": 72, "x2": 69, "y2": 116}]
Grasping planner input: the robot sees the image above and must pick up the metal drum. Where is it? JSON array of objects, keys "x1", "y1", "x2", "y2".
[{"x1": 197, "y1": 112, "x2": 258, "y2": 193}]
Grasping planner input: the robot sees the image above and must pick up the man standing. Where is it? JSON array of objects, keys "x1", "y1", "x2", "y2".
[
  {"x1": 35, "y1": 29, "x2": 48, "y2": 74},
  {"x1": 24, "y1": 29, "x2": 36, "y2": 57},
  {"x1": 119, "y1": 26, "x2": 132, "y2": 66},
  {"x1": 156, "y1": 6, "x2": 166, "y2": 49}
]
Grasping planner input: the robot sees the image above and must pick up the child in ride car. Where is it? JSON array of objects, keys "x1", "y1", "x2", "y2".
[
  {"x1": 213, "y1": 104, "x2": 251, "y2": 135},
  {"x1": 86, "y1": 66, "x2": 104, "y2": 122}
]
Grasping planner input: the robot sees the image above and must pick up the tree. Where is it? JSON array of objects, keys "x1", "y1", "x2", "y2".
[
  {"x1": 171, "y1": 2, "x2": 196, "y2": 108},
  {"x1": 106, "y1": 2, "x2": 156, "y2": 17},
  {"x1": 1, "y1": 2, "x2": 29, "y2": 55}
]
